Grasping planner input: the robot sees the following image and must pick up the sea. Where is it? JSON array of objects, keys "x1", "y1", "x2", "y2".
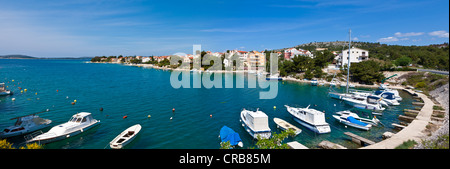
[{"x1": 0, "y1": 59, "x2": 416, "y2": 149}]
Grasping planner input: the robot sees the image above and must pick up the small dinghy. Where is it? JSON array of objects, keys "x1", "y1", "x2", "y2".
[
  {"x1": 273, "y1": 118, "x2": 302, "y2": 136},
  {"x1": 110, "y1": 124, "x2": 141, "y2": 149}
]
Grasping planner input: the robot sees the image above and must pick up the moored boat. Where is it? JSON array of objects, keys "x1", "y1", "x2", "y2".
[
  {"x1": 266, "y1": 74, "x2": 282, "y2": 81},
  {"x1": 240, "y1": 108, "x2": 271, "y2": 139},
  {"x1": 110, "y1": 124, "x2": 141, "y2": 149},
  {"x1": 0, "y1": 83, "x2": 12, "y2": 96},
  {"x1": 27, "y1": 112, "x2": 100, "y2": 144},
  {"x1": 332, "y1": 114, "x2": 372, "y2": 131},
  {"x1": 273, "y1": 117, "x2": 302, "y2": 136},
  {"x1": 285, "y1": 105, "x2": 331, "y2": 134},
  {"x1": 219, "y1": 125, "x2": 243, "y2": 148},
  {"x1": 342, "y1": 95, "x2": 385, "y2": 111},
  {"x1": 0, "y1": 112, "x2": 52, "y2": 138}
]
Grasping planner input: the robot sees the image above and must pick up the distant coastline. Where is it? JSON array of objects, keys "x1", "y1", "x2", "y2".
[{"x1": 0, "y1": 54, "x2": 92, "y2": 60}]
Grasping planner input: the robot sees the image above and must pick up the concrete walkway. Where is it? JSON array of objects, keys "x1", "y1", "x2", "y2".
[{"x1": 362, "y1": 89, "x2": 434, "y2": 149}]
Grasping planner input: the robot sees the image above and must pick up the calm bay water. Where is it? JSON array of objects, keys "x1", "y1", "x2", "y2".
[{"x1": 0, "y1": 59, "x2": 415, "y2": 149}]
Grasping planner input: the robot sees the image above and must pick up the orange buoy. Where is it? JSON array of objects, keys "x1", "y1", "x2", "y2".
[
  {"x1": 123, "y1": 115, "x2": 128, "y2": 119},
  {"x1": 100, "y1": 107, "x2": 103, "y2": 111},
  {"x1": 56, "y1": 90, "x2": 59, "y2": 92},
  {"x1": 71, "y1": 102, "x2": 75, "y2": 105},
  {"x1": 210, "y1": 114, "x2": 212, "y2": 118},
  {"x1": 172, "y1": 108, "x2": 175, "y2": 112}
]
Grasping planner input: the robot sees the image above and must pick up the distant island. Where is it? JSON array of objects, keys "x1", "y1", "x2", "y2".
[
  {"x1": 0, "y1": 54, "x2": 36, "y2": 59},
  {"x1": 0, "y1": 54, "x2": 92, "y2": 60}
]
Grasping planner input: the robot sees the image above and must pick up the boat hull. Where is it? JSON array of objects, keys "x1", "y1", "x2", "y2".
[
  {"x1": 0, "y1": 123, "x2": 51, "y2": 139},
  {"x1": 29, "y1": 120, "x2": 100, "y2": 144},
  {"x1": 332, "y1": 115, "x2": 371, "y2": 130},
  {"x1": 110, "y1": 124, "x2": 142, "y2": 149},
  {"x1": 291, "y1": 115, "x2": 330, "y2": 134}
]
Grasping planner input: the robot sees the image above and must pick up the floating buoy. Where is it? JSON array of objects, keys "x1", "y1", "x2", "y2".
[
  {"x1": 123, "y1": 115, "x2": 128, "y2": 119},
  {"x1": 12, "y1": 98, "x2": 16, "y2": 101},
  {"x1": 172, "y1": 108, "x2": 175, "y2": 112},
  {"x1": 148, "y1": 115, "x2": 151, "y2": 118},
  {"x1": 35, "y1": 92, "x2": 38, "y2": 95},
  {"x1": 273, "y1": 106, "x2": 276, "y2": 109},
  {"x1": 210, "y1": 114, "x2": 212, "y2": 118},
  {"x1": 20, "y1": 90, "x2": 23, "y2": 93},
  {"x1": 46, "y1": 109, "x2": 50, "y2": 111},
  {"x1": 24, "y1": 89, "x2": 27, "y2": 92},
  {"x1": 71, "y1": 102, "x2": 75, "y2": 105},
  {"x1": 74, "y1": 100, "x2": 77, "y2": 103},
  {"x1": 56, "y1": 90, "x2": 58, "y2": 92},
  {"x1": 170, "y1": 117, "x2": 173, "y2": 120},
  {"x1": 99, "y1": 107, "x2": 103, "y2": 111},
  {"x1": 66, "y1": 96, "x2": 69, "y2": 99},
  {"x1": 11, "y1": 80, "x2": 14, "y2": 82}
]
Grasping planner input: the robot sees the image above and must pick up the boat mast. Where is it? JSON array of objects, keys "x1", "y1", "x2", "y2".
[{"x1": 346, "y1": 29, "x2": 351, "y2": 93}]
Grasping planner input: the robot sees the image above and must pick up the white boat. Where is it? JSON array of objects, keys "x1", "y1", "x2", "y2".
[
  {"x1": 110, "y1": 124, "x2": 141, "y2": 149},
  {"x1": 273, "y1": 118, "x2": 302, "y2": 136},
  {"x1": 285, "y1": 105, "x2": 331, "y2": 134},
  {"x1": 342, "y1": 95, "x2": 385, "y2": 111},
  {"x1": 0, "y1": 83, "x2": 12, "y2": 96},
  {"x1": 310, "y1": 80, "x2": 318, "y2": 86},
  {"x1": 28, "y1": 112, "x2": 100, "y2": 144},
  {"x1": 332, "y1": 113, "x2": 372, "y2": 131},
  {"x1": 266, "y1": 74, "x2": 282, "y2": 81},
  {"x1": 240, "y1": 108, "x2": 271, "y2": 139},
  {"x1": 335, "y1": 110, "x2": 380, "y2": 126},
  {"x1": 0, "y1": 112, "x2": 52, "y2": 138}
]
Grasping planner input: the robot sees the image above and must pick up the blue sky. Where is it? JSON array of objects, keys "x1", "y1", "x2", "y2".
[{"x1": 0, "y1": 0, "x2": 449, "y2": 57}]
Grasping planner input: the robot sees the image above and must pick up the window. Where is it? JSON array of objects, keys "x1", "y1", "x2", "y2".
[
  {"x1": 81, "y1": 117, "x2": 87, "y2": 123},
  {"x1": 76, "y1": 118, "x2": 82, "y2": 123}
]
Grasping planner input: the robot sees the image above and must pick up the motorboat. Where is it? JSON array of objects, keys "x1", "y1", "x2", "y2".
[
  {"x1": 27, "y1": 112, "x2": 100, "y2": 144},
  {"x1": 332, "y1": 113, "x2": 372, "y2": 131},
  {"x1": 285, "y1": 105, "x2": 331, "y2": 134},
  {"x1": 110, "y1": 124, "x2": 141, "y2": 149},
  {"x1": 240, "y1": 108, "x2": 271, "y2": 139},
  {"x1": 219, "y1": 125, "x2": 243, "y2": 148},
  {"x1": 342, "y1": 95, "x2": 385, "y2": 111},
  {"x1": 273, "y1": 117, "x2": 302, "y2": 136},
  {"x1": 0, "y1": 112, "x2": 52, "y2": 138},
  {"x1": 0, "y1": 83, "x2": 12, "y2": 96},
  {"x1": 335, "y1": 110, "x2": 380, "y2": 126},
  {"x1": 266, "y1": 74, "x2": 282, "y2": 81},
  {"x1": 310, "y1": 80, "x2": 318, "y2": 86}
]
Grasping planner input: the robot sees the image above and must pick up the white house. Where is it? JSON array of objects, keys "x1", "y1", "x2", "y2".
[
  {"x1": 284, "y1": 48, "x2": 314, "y2": 60},
  {"x1": 335, "y1": 47, "x2": 369, "y2": 67}
]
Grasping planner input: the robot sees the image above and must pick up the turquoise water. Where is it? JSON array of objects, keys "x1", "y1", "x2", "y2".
[{"x1": 0, "y1": 59, "x2": 416, "y2": 149}]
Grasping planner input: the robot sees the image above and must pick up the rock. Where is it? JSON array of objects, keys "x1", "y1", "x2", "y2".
[
  {"x1": 382, "y1": 132, "x2": 394, "y2": 140},
  {"x1": 318, "y1": 140, "x2": 347, "y2": 149}
]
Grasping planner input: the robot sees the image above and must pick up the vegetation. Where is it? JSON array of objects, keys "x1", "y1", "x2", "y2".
[
  {"x1": 349, "y1": 60, "x2": 385, "y2": 85},
  {"x1": 420, "y1": 134, "x2": 449, "y2": 149},
  {"x1": 0, "y1": 139, "x2": 44, "y2": 149},
  {"x1": 395, "y1": 139, "x2": 418, "y2": 149},
  {"x1": 255, "y1": 129, "x2": 296, "y2": 149},
  {"x1": 400, "y1": 72, "x2": 449, "y2": 93}
]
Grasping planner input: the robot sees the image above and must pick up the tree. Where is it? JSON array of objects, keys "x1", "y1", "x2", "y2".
[
  {"x1": 395, "y1": 56, "x2": 412, "y2": 66},
  {"x1": 350, "y1": 60, "x2": 385, "y2": 85},
  {"x1": 255, "y1": 129, "x2": 296, "y2": 149}
]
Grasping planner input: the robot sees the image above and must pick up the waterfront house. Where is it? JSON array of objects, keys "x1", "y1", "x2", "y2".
[
  {"x1": 335, "y1": 47, "x2": 369, "y2": 67},
  {"x1": 284, "y1": 48, "x2": 314, "y2": 60}
]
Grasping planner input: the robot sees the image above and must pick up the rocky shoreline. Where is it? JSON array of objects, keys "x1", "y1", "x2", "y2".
[{"x1": 415, "y1": 83, "x2": 449, "y2": 149}]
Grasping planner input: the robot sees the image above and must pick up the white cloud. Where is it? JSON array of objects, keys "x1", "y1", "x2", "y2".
[
  {"x1": 377, "y1": 37, "x2": 399, "y2": 43},
  {"x1": 394, "y1": 32, "x2": 424, "y2": 37},
  {"x1": 428, "y1": 30, "x2": 449, "y2": 38},
  {"x1": 352, "y1": 37, "x2": 359, "y2": 41}
]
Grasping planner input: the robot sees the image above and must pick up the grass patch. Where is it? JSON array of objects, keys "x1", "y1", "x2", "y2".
[{"x1": 395, "y1": 140, "x2": 418, "y2": 149}]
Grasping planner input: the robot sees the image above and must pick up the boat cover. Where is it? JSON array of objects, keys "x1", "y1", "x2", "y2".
[
  {"x1": 347, "y1": 116, "x2": 368, "y2": 127},
  {"x1": 220, "y1": 126, "x2": 242, "y2": 146}
]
